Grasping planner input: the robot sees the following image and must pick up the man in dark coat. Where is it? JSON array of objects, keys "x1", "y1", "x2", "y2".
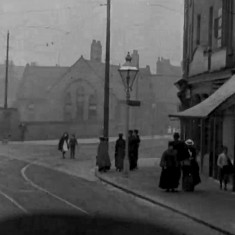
[
  {"x1": 128, "y1": 130, "x2": 135, "y2": 171},
  {"x1": 69, "y1": 134, "x2": 78, "y2": 159},
  {"x1": 133, "y1": 130, "x2": 141, "y2": 170},
  {"x1": 115, "y1": 133, "x2": 125, "y2": 172},
  {"x1": 172, "y1": 132, "x2": 189, "y2": 185},
  {"x1": 159, "y1": 141, "x2": 179, "y2": 192}
]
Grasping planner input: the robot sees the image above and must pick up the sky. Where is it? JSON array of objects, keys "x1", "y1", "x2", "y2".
[{"x1": 0, "y1": 0, "x2": 184, "y2": 73}]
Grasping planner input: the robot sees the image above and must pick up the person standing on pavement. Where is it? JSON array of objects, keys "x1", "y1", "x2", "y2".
[
  {"x1": 217, "y1": 146, "x2": 233, "y2": 191},
  {"x1": 185, "y1": 139, "x2": 201, "y2": 188},
  {"x1": 172, "y1": 132, "x2": 188, "y2": 186},
  {"x1": 69, "y1": 134, "x2": 78, "y2": 159},
  {"x1": 133, "y1": 129, "x2": 141, "y2": 170},
  {"x1": 128, "y1": 130, "x2": 135, "y2": 171},
  {"x1": 159, "y1": 141, "x2": 179, "y2": 192},
  {"x1": 58, "y1": 132, "x2": 69, "y2": 159},
  {"x1": 96, "y1": 136, "x2": 111, "y2": 172},
  {"x1": 115, "y1": 133, "x2": 125, "y2": 172}
]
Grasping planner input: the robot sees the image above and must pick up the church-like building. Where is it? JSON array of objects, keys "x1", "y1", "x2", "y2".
[
  {"x1": 0, "y1": 40, "x2": 181, "y2": 140},
  {"x1": 15, "y1": 40, "x2": 157, "y2": 139}
]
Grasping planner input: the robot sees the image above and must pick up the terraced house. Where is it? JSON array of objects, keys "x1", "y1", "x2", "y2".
[{"x1": 171, "y1": 0, "x2": 235, "y2": 178}]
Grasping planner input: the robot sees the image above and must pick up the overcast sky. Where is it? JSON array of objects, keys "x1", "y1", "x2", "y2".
[{"x1": 0, "y1": 0, "x2": 183, "y2": 73}]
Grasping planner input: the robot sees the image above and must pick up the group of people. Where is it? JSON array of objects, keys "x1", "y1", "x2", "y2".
[
  {"x1": 159, "y1": 133, "x2": 201, "y2": 192},
  {"x1": 114, "y1": 130, "x2": 141, "y2": 172},
  {"x1": 96, "y1": 130, "x2": 141, "y2": 173},
  {"x1": 58, "y1": 132, "x2": 78, "y2": 159}
]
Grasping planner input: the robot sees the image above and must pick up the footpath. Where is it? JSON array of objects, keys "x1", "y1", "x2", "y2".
[{"x1": 96, "y1": 158, "x2": 235, "y2": 235}]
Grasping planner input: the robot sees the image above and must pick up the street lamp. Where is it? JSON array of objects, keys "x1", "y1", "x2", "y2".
[{"x1": 118, "y1": 52, "x2": 139, "y2": 176}]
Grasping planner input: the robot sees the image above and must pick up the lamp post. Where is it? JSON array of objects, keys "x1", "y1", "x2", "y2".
[{"x1": 118, "y1": 52, "x2": 139, "y2": 177}]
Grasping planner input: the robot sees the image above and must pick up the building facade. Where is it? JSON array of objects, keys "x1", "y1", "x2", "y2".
[
  {"x1": 171, "y1": 0, "x2": 235, "y2": 178},
  {"x1": 15, "y1": 41, "x2": 158, "y2": 140}
]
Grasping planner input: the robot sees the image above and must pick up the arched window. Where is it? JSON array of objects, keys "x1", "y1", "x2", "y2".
[
  {"x1": 88, "y1": 94, "x2": 97, "y2": 120},
  {"x1": 76, "y1": 86, "x2": 85, "y2": 120},
  {"x1": 64, "y1": 92, "x2": 72, "y2": 121}
]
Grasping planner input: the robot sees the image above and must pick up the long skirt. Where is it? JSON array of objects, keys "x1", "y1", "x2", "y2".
[{"x1": 159, "y1": 167, "x2": 179, "y2": 189}]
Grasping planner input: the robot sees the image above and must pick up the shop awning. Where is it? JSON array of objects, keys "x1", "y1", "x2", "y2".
[{"x1": 169, "y1": 75, "x2": 235, "y2": 118}]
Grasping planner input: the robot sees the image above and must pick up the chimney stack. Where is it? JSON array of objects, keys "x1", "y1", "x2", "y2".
[{"x1": 90, "y1": 40, "x2": 102, "y2": 63}]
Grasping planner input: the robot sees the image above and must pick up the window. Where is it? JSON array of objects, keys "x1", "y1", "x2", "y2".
[
  {"x1": 88, "y1": 94, "x2": 97, "y2": 120},
  {"x1": 214, "y1": 8, "x2": 222, "y2": 48},
  {"x1": 64, "y1": 92, "x2": 72, "y2": 121},
  {"x1": 196, "y1": 14, "x2": 201, "y2": 45},
  {"x1": 76, "y1": 87, "x2": 85, "y2": 120}
]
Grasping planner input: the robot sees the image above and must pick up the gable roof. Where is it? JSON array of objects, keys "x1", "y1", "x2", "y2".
[
  {"x1": 17, "y1": 65, "x2": 68, "y2": 100},
  {"x1": 17, "y1": 56, "x2": 153, "y2": 102}
]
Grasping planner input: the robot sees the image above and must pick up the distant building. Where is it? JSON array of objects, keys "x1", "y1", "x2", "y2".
[
  {"x1": 150, "y1": 57, "x2": 181, "y2": 135},
  {"x1": 156, "y1": 57, "x2": 181, "y2": 76},
  {"x1": 0, "y1": 61, "x2": 25, "y2": 107},
  {"x1": 170, "y1": 0, "x2": 235, "y2": 178},
  {"x1": 15, "y1": 41, "x2": 156, "y2": 140}
]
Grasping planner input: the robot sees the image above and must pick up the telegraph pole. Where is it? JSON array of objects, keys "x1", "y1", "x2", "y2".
[
  {"x1": 4, "y1": 31, "x2": 9, "y2": 109},
  {"x1": 103, "y1": 0, "x2": 111, "y2": 139}
]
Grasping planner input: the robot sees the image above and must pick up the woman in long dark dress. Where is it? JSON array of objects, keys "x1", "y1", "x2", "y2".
[
  {"x1": 115, "y1": 134, "x2": 125, "y2": 172},
  {"x1": 182, "y1": 139, "x2": 201, "y2": 191},
  {"x1": 96, "y1": 137, "x2": 111, "y2": 172},
  {"x1": 159, "y1": 141, "x2": 179, "y2": 192}
]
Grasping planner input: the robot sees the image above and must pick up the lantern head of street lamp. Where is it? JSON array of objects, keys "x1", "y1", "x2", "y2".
[{"x1": 118, "y1": 52, "x2": 139, "y2": 90}]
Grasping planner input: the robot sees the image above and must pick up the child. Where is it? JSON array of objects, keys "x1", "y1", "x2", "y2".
[{"x1": 69, "y1": 134, "x2": 78, "y2": 159}]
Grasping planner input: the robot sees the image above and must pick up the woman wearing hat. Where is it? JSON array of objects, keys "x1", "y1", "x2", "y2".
[
  {"x1": 115, "y1": 133, "x2": 125, "y2": 172},
  {"x1": 96, "y1": 136, "x2": 111, "y2": 172},
  {"x1": 182, "y1": 139, "x2": 201, "y2": 191}
]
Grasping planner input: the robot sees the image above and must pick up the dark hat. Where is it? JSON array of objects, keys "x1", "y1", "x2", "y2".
[
  {"x1": 173, "y1": 132, "x2": 180, "y2": 139},
  {"x1": 168, "y1": 141, "x2": 175, "y2": 147},
  {"x1": 134, "y1": 129, "x2": 138, "y2": 133}
]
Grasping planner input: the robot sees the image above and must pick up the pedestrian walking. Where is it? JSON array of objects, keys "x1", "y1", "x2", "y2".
[
  {"x1": 115, "y1": 133, "x2": 125, "y2": 172},
  {"x1": 172, "y1": 132, "x2": 188, "y2": 186},
  {"x1": 217, "y1": 146, "x2": 233, "y2": 191},
  {"x1": 133, "y1": 129, "x2": 141, "y2": 170},
  {"x1": 69, "y1": 134, "x2": 78, "y2": 159},
  {"x1": 96, "y1": 137, "x2": 111, "y2": 172},
  {"x1": 58, "y1": 132, "x2": 69, "y2": 159},
  {"x1": 185, "y1": 139, "x2": 201, "y2": 188},
  {"x1": 128, "y1": 130, "x2": 135, "y2": 171},
  {"x1": 159, "y1": 141, "x2": 179, "y2": 192}
]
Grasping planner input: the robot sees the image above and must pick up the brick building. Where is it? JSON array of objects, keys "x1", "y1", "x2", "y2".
[{"x1": 170, "y1": 0, "x2": 235, "y2": 177}]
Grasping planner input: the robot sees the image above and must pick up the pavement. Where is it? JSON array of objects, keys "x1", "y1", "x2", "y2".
[
  {"x1": 96, "y1": 158, "x2": 235, "y2": 235},
  {"x1": 0, "y1": 137, "x2": 233, "y2": 234},
  {"x1": 0, "y1": 138, "x2": 222, "y2": 235}
]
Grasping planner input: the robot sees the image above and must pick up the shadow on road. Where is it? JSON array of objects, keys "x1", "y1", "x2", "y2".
[{"x1": 0, "y1": 213, "x2": 184, "y2": 235}]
